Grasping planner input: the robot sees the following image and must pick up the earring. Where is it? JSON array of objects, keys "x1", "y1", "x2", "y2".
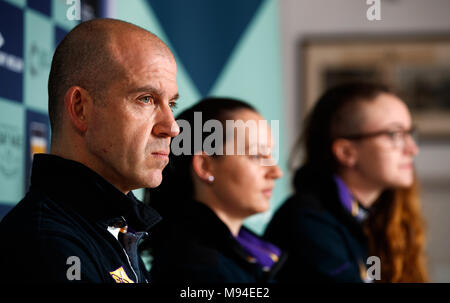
[{"x1": 207, "y1": 175, "x2": 215, "y2": 183}]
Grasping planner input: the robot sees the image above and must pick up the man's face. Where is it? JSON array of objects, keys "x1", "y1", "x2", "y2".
[{"x1": 84, "y1": 37, "x2": 180, "y2": 193}]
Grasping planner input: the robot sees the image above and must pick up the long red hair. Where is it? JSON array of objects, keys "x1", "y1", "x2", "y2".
[{"x1": 364, "y1": 176, "x2": 428, "y2": 282}]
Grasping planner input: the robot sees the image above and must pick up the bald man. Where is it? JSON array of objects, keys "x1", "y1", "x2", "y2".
[{"x1": 0, "y1": 19, "x2": 180, "y2": 283}]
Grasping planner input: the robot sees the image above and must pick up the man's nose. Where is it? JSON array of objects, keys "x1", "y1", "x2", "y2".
[{"x1": 152, "y1": 104, "x2": 180, "y2": 138}]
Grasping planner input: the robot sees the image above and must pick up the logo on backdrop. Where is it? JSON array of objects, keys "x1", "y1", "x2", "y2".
[
  {"x1": 28, "y1": 42, "x2": 51, "y2": 77},
  {"x1": 0, "y1": 31, "x2": 23, "y2": 74},
  {"x1": 0, "y1": 122, "x2": 22, "y2": 178},
  {"x1": 0, "y1": 1, "x2": 24, "y2": 102},
  {"x1": 29, "y1": 122, "x2": 48, "y2": 160},
  {"x1": 25, "y1": 110, "x2": 50, "y2": 190}
]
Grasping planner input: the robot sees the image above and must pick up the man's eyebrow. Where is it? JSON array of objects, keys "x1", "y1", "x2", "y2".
[
  {"x1": 170, "y1": 93, "x2": 180, "y2": 102},
  {"x1": 128, "y1": 85, "x2": 162, "y2": 95},
  {"x1": 128, "y1": 86, "x2": 179, "y2": 101}
]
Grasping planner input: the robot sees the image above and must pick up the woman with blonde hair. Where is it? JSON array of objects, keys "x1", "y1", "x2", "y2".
[{"x1": 265, "y1": 82, "x2": 428, "y2": 282}]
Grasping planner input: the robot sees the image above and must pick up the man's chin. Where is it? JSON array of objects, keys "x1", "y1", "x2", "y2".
[{"x1": 143, "y1": 170, "x2": 163, "y2": 188}]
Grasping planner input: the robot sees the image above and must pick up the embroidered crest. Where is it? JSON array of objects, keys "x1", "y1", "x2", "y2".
[{"x1": 109, "y1": 267, "x2": 134, "y2": 283}]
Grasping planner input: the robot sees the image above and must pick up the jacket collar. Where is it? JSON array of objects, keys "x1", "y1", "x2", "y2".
[
  {"x1": 30, "y1": 154, "x2": 161, "y2": 232},
  {"x1": 179, "y1": 200, "x2": 287, "y2": 278},
  {"x1": 179, "y1": 200, "x2": 250, "y2": 256},
  {"x1": 293, "y1": 165, "x2": 368, "y2": 243},
  {"x1": 181, "y1": 200, "x2": 236, "y2": 242}
]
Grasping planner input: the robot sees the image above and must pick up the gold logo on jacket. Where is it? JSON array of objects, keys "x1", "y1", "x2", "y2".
[{"x1": 109, "y1": 267, "x2": 134, "y2": 283}]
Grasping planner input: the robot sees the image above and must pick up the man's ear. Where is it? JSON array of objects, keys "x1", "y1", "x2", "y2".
[
  {"x1": 332, "y1": 139, "x2": 358, "y2": 168},
  {"x1": 192, "y1": 152, "x2": 214, "y2": 183},
  {"x1": 64, "y1": 86, "x2": 92, "y2": 133}
]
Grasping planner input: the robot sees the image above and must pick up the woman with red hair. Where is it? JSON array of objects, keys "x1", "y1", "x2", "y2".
[{"x1": 265, "y1": 82, "x2": 428, "y2": 282}]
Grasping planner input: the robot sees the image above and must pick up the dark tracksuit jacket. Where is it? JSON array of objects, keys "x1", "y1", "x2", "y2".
[
  {"x1": 264, "y1": 165, "x2": 369, "y2": 283},
  {"x1": 149, "y1": 200, "x2": 286, "y2": 283},
  {"x1": 0, "y1": 154, "x2": 161, "y2": 283}
]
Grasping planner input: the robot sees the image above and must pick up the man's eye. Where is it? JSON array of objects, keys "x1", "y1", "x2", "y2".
[
  {"x1": 169, "y1": 101, "x2": 178, "y2": 111},
  {"x1": 140, "y1": 96, "x2": 154, "y2": 104}
]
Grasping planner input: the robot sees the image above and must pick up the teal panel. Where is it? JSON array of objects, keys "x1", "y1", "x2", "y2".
[
  {"x1": 211, "y1": 0, "x2": 289, "y2": 235},
  {"x1": 132, "y1": 188, "x2": 144, "y2": 201},
  {"x1": 0, "y1": 97, "x2": 25, "y2": 204},
  {"x1": 114, "y1": 0, "x2": 201, "y2": 113},
  {"x1": 24, "y1": 9, "x2": 53, "y2": 113},
  {"x1": 3, "y1": 0, "x2": 26, "y2": 8}
]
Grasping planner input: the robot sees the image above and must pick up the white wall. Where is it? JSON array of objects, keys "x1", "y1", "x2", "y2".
[{"x1": 279, "y1": 0, "x2": 450, "y2": 282}]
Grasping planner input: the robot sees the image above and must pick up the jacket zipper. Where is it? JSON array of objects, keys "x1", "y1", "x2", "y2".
[
  {"x1": 106, "y1": 218, "x2": 139, "y2": 283},
  {"x1": 121, "y1": 247, "x2": 139, "y2": 283}
]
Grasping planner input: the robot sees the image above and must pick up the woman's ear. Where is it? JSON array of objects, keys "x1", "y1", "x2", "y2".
[
  {"x1": 332, "y1": 139, "x2": 358, "y2": 168},
  {"x1": 192, "y1": 152, "x2": 215, "y2": 184}
]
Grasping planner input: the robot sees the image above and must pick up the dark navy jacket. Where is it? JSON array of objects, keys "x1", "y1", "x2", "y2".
[
  {"x1": 264, "y1": 165, "x2": 369, "y2": 283},
  {"x1": 149, "y1": 200, "x2": 286, "y2": 283},
  {"x1": 0, "y1": 154, "x2": 161, "y2": 283}
]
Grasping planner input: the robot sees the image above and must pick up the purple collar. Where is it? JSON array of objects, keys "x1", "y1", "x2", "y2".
[
  {"x1": 235, "y1": 228, "x2": 281, "y2": 271},
  {"x1": 333, "y1": 175, "x2": 369, "y2": 222}
]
